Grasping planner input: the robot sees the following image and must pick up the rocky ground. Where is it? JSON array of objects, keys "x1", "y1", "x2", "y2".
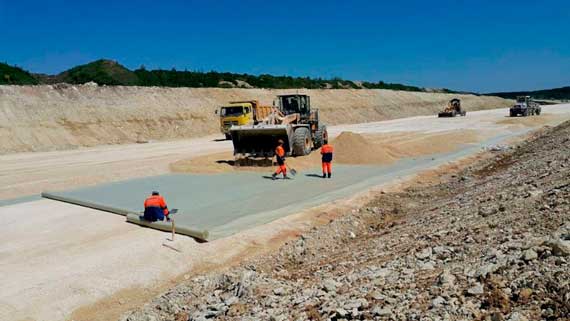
[{"x1": 123, "y1": 121, "x2": 570, "y2": 321}]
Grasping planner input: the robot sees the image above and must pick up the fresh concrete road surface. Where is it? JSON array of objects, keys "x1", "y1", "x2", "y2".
[{"x1": 1, "y1": 104, "x2": 569, "y2": 321}]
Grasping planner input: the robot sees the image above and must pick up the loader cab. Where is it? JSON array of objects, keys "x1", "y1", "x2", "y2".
[{"x1": 278, "y1": 94, "x2": 311, "y2": 118}]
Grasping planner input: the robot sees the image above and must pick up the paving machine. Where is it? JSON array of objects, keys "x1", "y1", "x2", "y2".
[
  {"x1": 230, "y1": 94, "x2": 327, "y2": 161},
  {"x1": 438, "y1": 98, "x2": 466, "y2": 117}
]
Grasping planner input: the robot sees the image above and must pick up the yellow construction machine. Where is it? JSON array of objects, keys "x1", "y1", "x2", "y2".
[
  {"x1": 230, "y1": 94, "x2": 327, "y2": 161},
  {"x1": 438, "y1": 98, "x2": 467, "y2": 117}
]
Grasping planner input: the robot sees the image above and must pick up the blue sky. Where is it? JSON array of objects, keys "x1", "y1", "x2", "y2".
[{"x1": 0, "y1": 0, "x2": 568, "y2": 92}]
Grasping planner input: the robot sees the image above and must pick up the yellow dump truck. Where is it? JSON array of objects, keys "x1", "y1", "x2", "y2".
[{"x1": 217, "y1": 100, "x2": 272, "y2": 139}]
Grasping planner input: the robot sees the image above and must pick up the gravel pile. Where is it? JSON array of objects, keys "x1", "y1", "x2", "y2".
[{"x1": 123, "y1": 122, "x2": 570, "y2": 321}]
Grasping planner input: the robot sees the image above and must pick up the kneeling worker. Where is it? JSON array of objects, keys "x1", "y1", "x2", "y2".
[
  {"x1": 272, "y1": 139, "x2": 287, "y2": 180},
  {"x1": 143, "y1": 191, "x2": 170, "y2": 222},
  {"x1": 321, "y1": 140, "x2": 334, "y2": 178}
]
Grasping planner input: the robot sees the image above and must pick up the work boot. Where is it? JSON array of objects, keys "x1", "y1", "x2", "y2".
[
  {"x1": 328, "y1": 173, "x2": 332, "y2": 178},
  {"x1": 271, "y1": 173, "x2": 277, "y2": 180},
  {"x1": 322, "y1": 173, "x2": 326, "y2": 178}
]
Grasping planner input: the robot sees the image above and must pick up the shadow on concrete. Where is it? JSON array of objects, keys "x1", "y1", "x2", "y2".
[
  {"x1": 216, "y1": 159, "x2": 235, "y2": 166},
  {"x1": 212, "y1": 138, "x2": 228, "y2": 142},
  {"x1": 305, "y1": 173, "x2": 325, "y2": 179}
]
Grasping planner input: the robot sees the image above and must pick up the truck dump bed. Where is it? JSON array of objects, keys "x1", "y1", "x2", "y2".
[{"x1": 253, "y1": 105, "x2": 273, "y2": 123}]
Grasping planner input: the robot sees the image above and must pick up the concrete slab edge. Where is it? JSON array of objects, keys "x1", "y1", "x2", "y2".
[{"x1": 40, "y1": 192, "x2": 209, "y2": 241}]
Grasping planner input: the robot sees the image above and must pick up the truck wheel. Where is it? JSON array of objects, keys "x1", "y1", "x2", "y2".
[
  {"x1": 536, "y1": 108, "x2": 541, "y2": 115},
  {"x1": 314, "y1": 125, "x2": 328, "y2": 148},
  {"x1": 293, "y1": 127, "x2": 312, "y2": 156}
]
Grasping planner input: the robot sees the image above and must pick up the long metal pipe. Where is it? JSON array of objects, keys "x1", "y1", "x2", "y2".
[{"x1": 41, "y1": 192, "x2": 208, "y2": 241}]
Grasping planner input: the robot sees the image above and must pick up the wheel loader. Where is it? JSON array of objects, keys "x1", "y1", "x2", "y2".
[
  {"x1": 438, "y1": 98, "x2": 466, "y2": 117},
  {"x1": 230, "y1": 94, "x2": 327, "y2": 160}
]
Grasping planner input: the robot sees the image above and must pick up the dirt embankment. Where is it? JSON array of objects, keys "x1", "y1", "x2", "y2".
[
  {"x1": 125, "y1": 121, "x2": 570, "y2": 321},
  {"x1": 170, "y1": 130, "x2": 480, "y2": 174},
  {"x1": 0, "y1": 85, "x2": 511, "y2": 154}
]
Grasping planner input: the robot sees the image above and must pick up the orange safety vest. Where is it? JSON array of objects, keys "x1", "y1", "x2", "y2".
[
  {"x1": 321, "y1": 144, "x2": 334, "y2": 154},
  {"x1": 321, "y1": 144, "x2": 333, "y2": 162},
  {"x1": 144, "y1": 195, "x2": 169, "y2": 215},
  {"x1": 275, "y1": 145, "x2": 285, "y2": 157}
]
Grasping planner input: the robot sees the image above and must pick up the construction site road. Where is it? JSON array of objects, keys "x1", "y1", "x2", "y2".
[{"x1": 1, "y1": 104, "x2": 570, "y2": 321}]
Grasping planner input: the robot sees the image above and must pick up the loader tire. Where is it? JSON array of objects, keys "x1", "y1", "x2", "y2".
[
  {"x1": 293, "y1": 127, "x2": 312, "y2": 156},
  {"x1": 314, "y1": 125, "x2": 328, "y2": 148},
  {"x1": 225, "y1": 133, "x2": 232, "y2": 140}
]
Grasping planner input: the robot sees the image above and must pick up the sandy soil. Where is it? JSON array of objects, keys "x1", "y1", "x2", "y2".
[
  {"x1": 1, "y1": 104, "x2": 570, "y2": 321},
  {"x1": 0, "y1": 85, "x2": 512, "y2": 154},
  {"x1": 170, "y1": 130, "x2": 480, "y2": 174},
  {"x1": 495, "y1": 113, "x2": 560, "y2": 127}
]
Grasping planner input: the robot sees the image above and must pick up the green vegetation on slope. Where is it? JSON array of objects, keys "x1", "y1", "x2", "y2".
[
  {"x1": 0, "y1": 63, "x2": 39, "y2": 85},
  {"x1": 0, "y1": 59, "x2": 426, "y2": 91},
  {"x1": 487, "y1": 86, "x2": 570, "y2": 100},
  {"x1": 56, "y1": 59, "x2": 139, "y2": 85},
  {"x1": 134, "y1": 68, "x2": 423, "y2": 91}
]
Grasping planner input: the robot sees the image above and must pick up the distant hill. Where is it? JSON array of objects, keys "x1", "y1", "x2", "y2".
[
  {"x1": 487, "y1": 86, "x2": 570, "y2": 100},
  {"x1": 54, "y1": 59, "x2": 139, "y2": 85},
  {"x1": 1, "y1": 59, "x2": 436, "y2": 92},
  {"x1": 0, "y1": 63, "x2": 39, "y2": 85}
]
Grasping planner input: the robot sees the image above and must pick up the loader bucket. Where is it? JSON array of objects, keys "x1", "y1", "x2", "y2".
[{"x1": 230, "y1": 124, "x2": 293, "y2": 158}]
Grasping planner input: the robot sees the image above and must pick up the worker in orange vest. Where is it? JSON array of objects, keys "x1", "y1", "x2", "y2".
[
  {"x1": 321, "y1": 140, "x2": 334, "y2": 178},
  {"x1": 272, "y1": 139, "x2": 288, "y2": 180},
  {"x1": 143, "y1": 191, "x2": 170, "y2": 222}
]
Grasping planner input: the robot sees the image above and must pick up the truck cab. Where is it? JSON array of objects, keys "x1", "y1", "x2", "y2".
[{"x1": 218, "y1": 102, "x2": 254, "y2": 139}]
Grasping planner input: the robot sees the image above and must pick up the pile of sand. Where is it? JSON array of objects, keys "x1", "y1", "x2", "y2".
[
  {"x1": 330, "y1": 131, "x2": 398, "y2": 165},
  {"x1": 170, "y1": 130, "x2": 481, "y2": 174}
]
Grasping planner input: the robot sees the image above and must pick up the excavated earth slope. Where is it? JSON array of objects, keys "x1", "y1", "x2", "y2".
[
  {"x1": 123, "y1": 121, "x2": 570, "y2": 321},
  {"x1": 0, "y1": 85, "x2": 511, "y2": 153}
]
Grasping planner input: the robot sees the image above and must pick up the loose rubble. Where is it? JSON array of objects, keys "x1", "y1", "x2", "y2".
[{"x1": 123, "y1": 122, "x2": 570, "y2": 320}]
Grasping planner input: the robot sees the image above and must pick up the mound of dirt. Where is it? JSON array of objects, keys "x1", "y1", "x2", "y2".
[{"x1": 331, "y1": 131, "x2": 398, "y2": 165}]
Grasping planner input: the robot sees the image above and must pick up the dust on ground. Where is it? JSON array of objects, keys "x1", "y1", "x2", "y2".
[
  {"x1": 169, "y1": 129, "x2": 480, "y2": 174},
  {"x1": 496, "y1": 113, "x2": 559, "y2": 127}
]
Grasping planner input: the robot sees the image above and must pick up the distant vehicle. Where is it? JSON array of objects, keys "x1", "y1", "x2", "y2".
[
  {"x1": 216, "y1": 100, "x2": 272, "y2": 140},
  {"x1": 438, "y1": 98, "x2": 466, "y2": 117},
  {"x1": 510, "y1": 96, "x2": 541, "y2": 117}
]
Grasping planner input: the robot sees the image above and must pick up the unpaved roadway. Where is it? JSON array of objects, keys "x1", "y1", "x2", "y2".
[{"x1": 1, "y1": 104, "x2": 569, "y2": 321}]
